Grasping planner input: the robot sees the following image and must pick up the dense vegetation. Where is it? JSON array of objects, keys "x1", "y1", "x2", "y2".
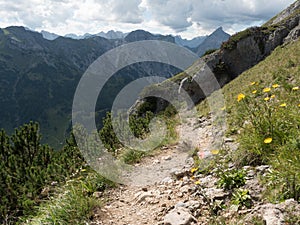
[
  {"x1": 0, "y1": 122, "x2": 87, "y2": 224},
  {"x1": 99, "y1": 103, "x2": 177, "y2": 164},
  {"x1": 0, "y1": 101, "x2": 177, "y2": 224}
]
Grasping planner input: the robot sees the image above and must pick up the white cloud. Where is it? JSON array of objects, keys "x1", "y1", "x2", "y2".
[
  {"x1": 0, "y1": 0, "x2": 295, "y2": 38},
  {"x1": 144, "y1": 0, "x2": 193, "y2": 32}
]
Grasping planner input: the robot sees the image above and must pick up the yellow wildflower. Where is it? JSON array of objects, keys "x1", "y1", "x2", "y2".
[
  {"x1": 252, "y1": 90, "x2": 257, "y2": 94},
  {"x1": 264, "y1": 138, "x2": 272, "y2": 144},
  {"x1": 263, "y1": 87, "x2": 271, "y2": 93},
  {"x1": 210, "y1": 149, "x2": 220, "y2": 155},
  {"x1": 264, "y1": 97, "x2": 270, "y2": 101},
  {"x1": 190, "y1": 167, "x2": 198, "y2": 173},
  {"x1": 237, "y1": 93, "x2": 245, "y2": 102},
  {"x1": 271, "y1": 95, "x2": 275, "y2": 99},
  {"x1": 279, "y1": 103, "x2": 287, "y2": 107},
  {"x1": 272, "y1": 84, "x2": 279, "y2": 88},
  {"x1": 195, "y1": 180, "x2": 201, "y2": 185},
  {"x1": 292, "y1": 86, "x2": 299, "y2": 91},
  {"x1": 250, "y1": 82, "x2": 256, "y2": 86}
]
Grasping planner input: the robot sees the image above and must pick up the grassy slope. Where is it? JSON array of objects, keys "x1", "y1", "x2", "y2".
[{"x1": 197, "y1": 39, "x2": 300, "y2": 204}]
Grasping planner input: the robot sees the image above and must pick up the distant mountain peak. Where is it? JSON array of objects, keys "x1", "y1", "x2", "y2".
[
  {"x1": 195, "y1": 27, "x2": 230, "y2": 56},
  {"x1": 210, "y1": 27, "x2": 228, "y2": 37},
  {"x1": 215, "y1": 26, "x2": 223, "y2": 31}
]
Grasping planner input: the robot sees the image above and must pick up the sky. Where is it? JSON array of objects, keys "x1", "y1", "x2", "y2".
[{"x1": 0, "y1": 0, "x2": 295, "y2": 39}]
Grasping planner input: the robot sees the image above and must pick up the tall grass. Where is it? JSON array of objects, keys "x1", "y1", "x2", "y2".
[
  {"x1": 21, "y1": 170, "x2": 115, "y2": 225},
  {"x1": 196, "y1": 39, "x2": 300, "y2": 203}
]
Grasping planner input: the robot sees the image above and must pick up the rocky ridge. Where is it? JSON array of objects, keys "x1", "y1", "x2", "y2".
[{"x1": 147, "y1": 0, "x2": 300, "y2": 111}]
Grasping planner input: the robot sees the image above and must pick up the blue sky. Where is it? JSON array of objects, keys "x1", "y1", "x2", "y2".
[{"x1": 0, "y1": 0, "x2": 295, "y2": 39}]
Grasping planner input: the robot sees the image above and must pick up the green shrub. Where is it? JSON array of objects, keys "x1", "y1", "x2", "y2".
[
  {"x1": 231, "y1": 189, "x2": 252, "y2": 208},
  {"x1": 0, "y1": 122, "x2": 86, "y2": 224},
  {"x1": 99, "y1": 112, "x2": 123, "y2": 153},
  {"x1": 99, "y1": 111, "x2": 154, "y2": 153},
  {"x1": 217, "y1": 169, "x2": 246, "y2": 190},
  {"x1": 129, "y1": 111, "x2": 154, "y2": 138}
]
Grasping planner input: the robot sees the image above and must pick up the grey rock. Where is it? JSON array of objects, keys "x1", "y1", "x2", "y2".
[
  {"x1": 162, "y1": 156, "x2": 172, "y2": 161},
  {"x1": 256, "y1": 165, "x2": 271, "y2": 174},
  {"x1": 205, "y1": 188, "x2": 229, "y2": 200},
  {"x1": 92, "y1": 191, "x2": 103, "y2": 198},
  {"x1": 186, "y1": 200, "x2": 201, "y2": 211},
  {"x1": 175, "y1": 202, "x2": 189, "y2": 208},
  {"x1": 171, "y1": 168, "x2": 190, "y2": 180},
  {"x1": 244, "y1": 199, "x2": 300, "y2": 225},
  {"x1": 200, "y1": 175, "x2": 218, "y2": 188},
  {"x1": 134, "y1": 191, "x2": 154, "y2": 203},
  {"x1": 161, "y1": 177, "x2": 174, "y2": 184},
  {"x1": 263, "y1": 205, "x2": 284, "y2": 225},
  {"x1": 163, "y1": 207, "x2": 196, "y2": 225}
]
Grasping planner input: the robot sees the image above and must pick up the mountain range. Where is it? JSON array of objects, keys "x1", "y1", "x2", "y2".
[
  {"x1": 41, "y1": 27, "x2": 229, "y2": 52},
  {"x1": 0, "y1": 26, "x2": 229, "y2": 148}
]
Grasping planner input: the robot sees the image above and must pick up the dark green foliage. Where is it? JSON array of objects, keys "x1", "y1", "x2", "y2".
[
  {"x1": 0, "y1": 122, "x2": 85, "y2": 224},
  {"x1": 217, "y1": 169, "x2": 246, "y2": 190},
  {"x1": 129, "y1": 111, "x2": 154, "y2": 138},
  {"x1": 99, "y1": 112, "x2": 122, "y2": 153},
  {"x1": 99, "y1": 111, "x2": 154, "y2": 153},
  {"x1": 162, "y1": 104, "x2": 177, "y2": 118}
]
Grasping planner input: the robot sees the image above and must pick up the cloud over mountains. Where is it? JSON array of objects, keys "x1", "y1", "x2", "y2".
[{"x1": 0, "y1": 0, "x2": 295, "y2": 38}]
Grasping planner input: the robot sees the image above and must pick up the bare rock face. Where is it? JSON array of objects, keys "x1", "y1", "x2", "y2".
[{"x1": 269, "y1": 0, "x2": 300, "y2": 26}]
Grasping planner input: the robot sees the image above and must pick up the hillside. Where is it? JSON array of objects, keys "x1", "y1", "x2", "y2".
[
  {"x1": 0, "y1": 27, "x2": 182, "y2": 148},
  {"x1": 0, "y1": 1, "x2": 299, "y2": 224},
  {"x1": 22, "y1": 27, "x2": 300, "y2": 225},
  {"x1": 0, "y1": 26, "x2": 228, "y2": 148}
]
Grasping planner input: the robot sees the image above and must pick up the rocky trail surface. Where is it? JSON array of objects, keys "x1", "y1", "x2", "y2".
[{"x1": 91, "y1": 116, "x2": 300, "y2": 225}]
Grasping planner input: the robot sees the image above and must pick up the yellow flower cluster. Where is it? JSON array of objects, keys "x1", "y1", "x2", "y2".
[
  {"x1": 237, "y1": 93, "x2": 245, "y2": 102},
  {"x1": 239, "y1": 81, "x2": 300, "y2": 145}
]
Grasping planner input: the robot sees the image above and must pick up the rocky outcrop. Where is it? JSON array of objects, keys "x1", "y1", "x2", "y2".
[
  {"x1": 142, "y1": 0, "x2": 300, "y2": 111},
  {"x1": 178, "y1": 0, "x2": 300, "y2": 105}
]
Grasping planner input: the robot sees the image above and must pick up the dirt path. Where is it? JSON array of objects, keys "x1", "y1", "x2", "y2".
[{"x1": 91, "y1": 115, "x2": 215, "y2": 225}]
